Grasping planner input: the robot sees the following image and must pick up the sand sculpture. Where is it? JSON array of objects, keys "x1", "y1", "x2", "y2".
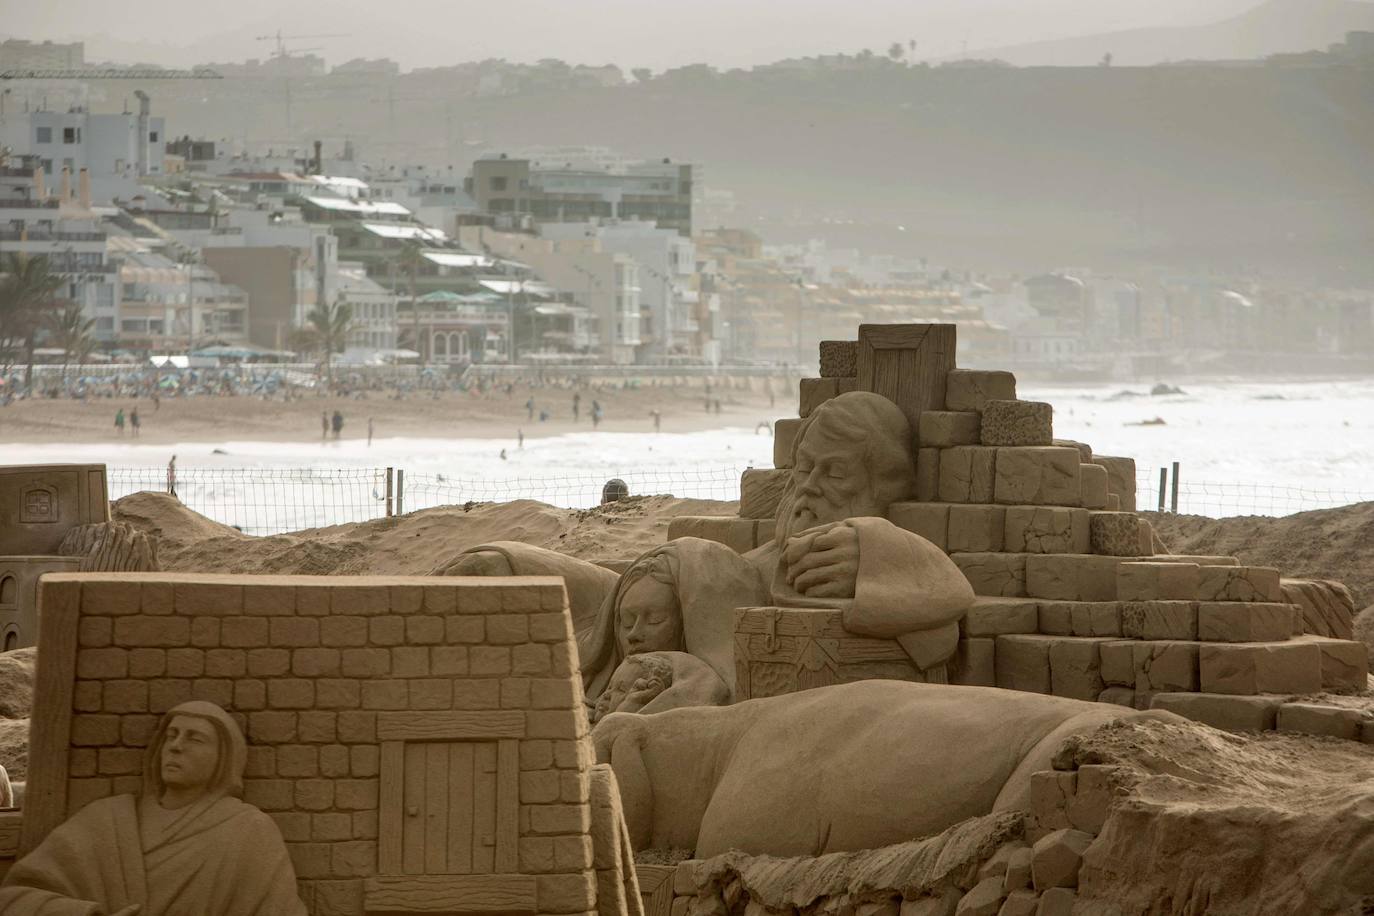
[
  {"x1": 593, "y1": 680, "x2": 1170, "y2": 858},
  {"x1": 666, "y1": 324, "x2": 1368, "y2": 730},
  {"x1": 0, "y1": 700, "x2": 306, "y2": 915},
  {"x1": 448, "y1": 389, "x2": 978, "y2": 708},
  {"x1": 0, "y1": 465, "x2": 155, "y2": 652},
  {"x1": 3, "y1": 572, "x2": 640, "y2": 916}
]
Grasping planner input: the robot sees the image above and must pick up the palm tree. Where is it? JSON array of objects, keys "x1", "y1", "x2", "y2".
[
  {"x1": 47, "y1": 302, "x2": 97, "y2": 383},
  {"x1": 0, "y1": 253, "x2": 65, "y2": 392},
  {"x1": 306, "y1": 301, "x2": 355, "y2": 388},
  {"x1": 393, "y1": 241, "x2": 426, "y2": 363}
]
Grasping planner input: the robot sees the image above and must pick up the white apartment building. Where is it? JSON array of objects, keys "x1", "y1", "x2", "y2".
[
  {"x1": 0, "y1": 93, "x2": 165, "y2": 186},
  {"x1": 540, "y1": 220, "x2": 696, "y2": 361},
  {"x1": 459, "y1": 226, "x2": 640, "y2": 364},
  {"x1": 0, "y1": 159, "x2": 120, "y2": 342},
  {"x1": 336, "y1": 261, "x2": 398, "y2": 353}
]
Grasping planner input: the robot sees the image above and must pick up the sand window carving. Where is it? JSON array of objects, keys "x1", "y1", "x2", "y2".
[{"x1": 19, "y1": 486, "x2": 58, "y2": 524}]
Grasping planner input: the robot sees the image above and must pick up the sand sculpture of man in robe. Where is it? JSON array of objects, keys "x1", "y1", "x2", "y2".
[
  {"x1": 440, "y1": 390, "x2": 973, "y2": 708},
  {"x1": 0, "y1": 701, "x2": 306, "y2": 916},
  {"x1": 752, "y1": 391, "x2": 973, "y2": 680}
]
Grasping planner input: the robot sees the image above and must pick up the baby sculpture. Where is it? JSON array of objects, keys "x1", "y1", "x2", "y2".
[{"x1": 0, "y1": 701, "x2": 306, "y2": 916}]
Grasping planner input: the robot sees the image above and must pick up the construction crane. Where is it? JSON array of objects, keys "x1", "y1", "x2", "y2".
[
  {"x1": 252, "y1": 31, "x2": 349, "y2": 143},
  {"x1": 255, "y1": 31, "x2": 349, "y2": 61}
]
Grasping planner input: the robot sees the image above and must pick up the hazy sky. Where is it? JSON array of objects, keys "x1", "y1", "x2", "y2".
[{"x1": 3, "y1": 0, "x2": 1266, "y2": 70}]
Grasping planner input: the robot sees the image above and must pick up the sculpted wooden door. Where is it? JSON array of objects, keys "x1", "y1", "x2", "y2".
[{"x1": 366, "y1": 712, "x2": 532, "y2": 914}]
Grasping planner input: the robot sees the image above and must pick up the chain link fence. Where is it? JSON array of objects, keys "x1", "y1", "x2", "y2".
[
  {"x1": 106, "y1": 464, "x2": 1374, "y2": 537},
  {"x1": 1135, "y1": 469, "x2": 1374, "y2": 518}
]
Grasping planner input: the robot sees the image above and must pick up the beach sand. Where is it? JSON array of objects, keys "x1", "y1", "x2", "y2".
[{"x1": 0, "y1": 381, "x2": 789, "y2": 446}]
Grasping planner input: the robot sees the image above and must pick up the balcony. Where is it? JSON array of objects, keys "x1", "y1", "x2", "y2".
[{"x1": 0, "y1": 229, "x2": 106, "y2": 242}]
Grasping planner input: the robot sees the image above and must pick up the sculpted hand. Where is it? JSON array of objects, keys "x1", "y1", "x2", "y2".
[
  {"x1": 622, "y1": 677, "x2": 669, "y2": 712},
  {"x1": 784, "y1": 523, "x2": 860, "y2": 599}
]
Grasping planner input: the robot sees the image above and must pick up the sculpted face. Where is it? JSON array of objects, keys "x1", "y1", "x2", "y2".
[
  {"x1": 616, "y1": 575, "x2": 683, "y2": 658},
  {"x1": 161, "y1": 715, "x2": 220, "y2": 796},
  {"x1": 782, "y1": 423, "x2": 885, "y2": 541}
]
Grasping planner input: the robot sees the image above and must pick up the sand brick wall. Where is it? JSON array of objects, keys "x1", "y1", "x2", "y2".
[{"x1": 21, "y1": 573, "x2": 599, "y2": 916}]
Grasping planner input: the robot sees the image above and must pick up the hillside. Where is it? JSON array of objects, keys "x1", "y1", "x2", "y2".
[
  {"x1": 962, "y1": 0, "x2": 1374, "y2": 66},
  {"x1": 105, "y1": 63, "x2": 1374, "y2": 281}
]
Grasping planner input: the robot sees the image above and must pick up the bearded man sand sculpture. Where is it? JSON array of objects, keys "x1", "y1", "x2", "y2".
[
  {"x1": 442, "y1": 391, "x2": 974, "y2": 711},
  {"x1": 0, "y1": 701, "x2": 305, "y2": 916}
]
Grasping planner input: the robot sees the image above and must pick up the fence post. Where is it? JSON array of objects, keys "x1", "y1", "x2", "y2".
[
  {"x1": 385, "y1": 467, "x2": 394, "y2": 518},
  {"x1": 1157, "y1": 468, "x2": 1167, "y2": 513},
  {"x1": 396, "y1": 469, "x2": 404, "y2": 517},
  {"x1": 1171, "y1": 461, "x2": 1180, "y2": 514}
]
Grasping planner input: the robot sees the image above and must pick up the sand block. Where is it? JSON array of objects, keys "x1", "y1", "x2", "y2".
[
  {"x1": 1032, "y1": 828, "x2": 1092, "y2": 890},
  {"x1": 993, "y1": 447, "x2": 1081, "y2": 507},
  {"x1": 1196, "y1": 602, "x2": 1294, "y2": 643},
  {"x1": 915, "y1": 448, "x2": 941, "y2": 502},
  {"x1": 1117, "y1": 561, "x2": 1199, "y2": 601},
  {"x1": 1098, "y1": 641, "x2": 1136, "y2": 686},
  {"x1": 1078, "y1": 464, "x2": 1110, "y2": 510},
  {"x1": 995, "y1": 634, "x2": 1052, "y2": 693},
  {"x1": 1028, "y1": 770, "x2": 1075, "y2": 836},
  {"x1": 1196, "y1": 566, "x2": 1283, "y2": 603},
  {"x1": 981, "y1": 400, "x2": 1053, "y2": 447},
  {"x1": 1065, "y1": 764, "x2": 1121, "y2": 835},
  {"x1": 1026, "y1": 555, "x2": 1122, "y2": 602},
  {"x1": 939, "y1": 447, "x2": 998, "y2": 503},
  {"x1": 945, "y1": 369, "x2": 1017, "y2": 413},
  {"x1": 1003, "y1": 506, "x2": 1090, "y2": 554},
  {"x1": 1054, "y1": 440, "x2": 1093, "y2": 463},
  {"x1": 1037, "y1": 601, "x2": 1121, "y2": 638},
  {"x1": 918, "y1": 410, "x2": 982, "y2": 448},
  {"x1": 773, "y1": 418, "x2": 802, "y2": 469},
  {"x1": 1133, "y1": 640, "x2": 1200, "y2": 692},
  {"x1": 739, "y1": 468, "x2": 789, "y2": 520},
  {"x1": 948, "y1": 504, "x2": 1006, "y2": 553},
  {"x1": 887, "y1": 501, "x2": 949, "y2": 551},
  {"x1": 665, "y1": 516, "x2": 761, "y2": 554},
  {"x1": 1090, "y1": 455, "x2": 1137, "y2": 512},
  {"x1": 953, "y1": 553, "x2": 1029, "y2": 598},
  {"x1": 1149, "y1": 692, "x2": 1281, "y2": 732},
  {"x1": 1121, "y1": 601, "x2": 1199, "y2": 640},
  {"x1": 1300, "y1": 634, "x2": 1370, "y2": 692},
  {"x1": 952, "y1": 637, "x2": 996, "y2": 687},
  {"x1": 1281, "y1": 578, "x2": 1357, "y2": 640},
  {"x1": 1198, "y1": 640, "x2": 1322, "y2": 695},
  {"x1": 1047, "y1": 636, "x2": 1113, "y2": 700},
  {"x1": 798, "y1": 377, "x2": 837, "y2": 418},
  {"x1": 963, "y1": 597, "x2": 1039, "y2": 637},
  {"x1": 1277, "y1": 702, "x2": 1366, "y2": 741},
  {"x1": 818, "y1": 340, "x2": 858, "y2": 378},
  {"x1": 1088, "y1": 512, "x2": 1146, "y2": 557}
]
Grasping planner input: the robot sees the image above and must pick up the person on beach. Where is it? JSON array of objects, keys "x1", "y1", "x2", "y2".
[
  {"x1": 115, "y1": 408, "x2": 125, "y2": 436},
  {"x1": 573, "y1": 392, "x2": 582, "y2": 422},
  {"x1": 526, "y1": 397, "x2": 535, "y2": 420},
  {"x1": 130, "y1": 408, "x2": 141, "y2": 438},
  {"x1": 331, "y1": 410, "x2": 344, "y2": 439},
  {"x1": 650, "y1": 409, "x2": 662, "y2": 432},
  {"x1": 367, "y1": 418, "x2": 374, "y2": 447}
]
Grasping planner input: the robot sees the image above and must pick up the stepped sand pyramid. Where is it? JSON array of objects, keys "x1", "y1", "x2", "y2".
[{"x1": 668, "y1": 324, "x2": 1367, "y2": 733}]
